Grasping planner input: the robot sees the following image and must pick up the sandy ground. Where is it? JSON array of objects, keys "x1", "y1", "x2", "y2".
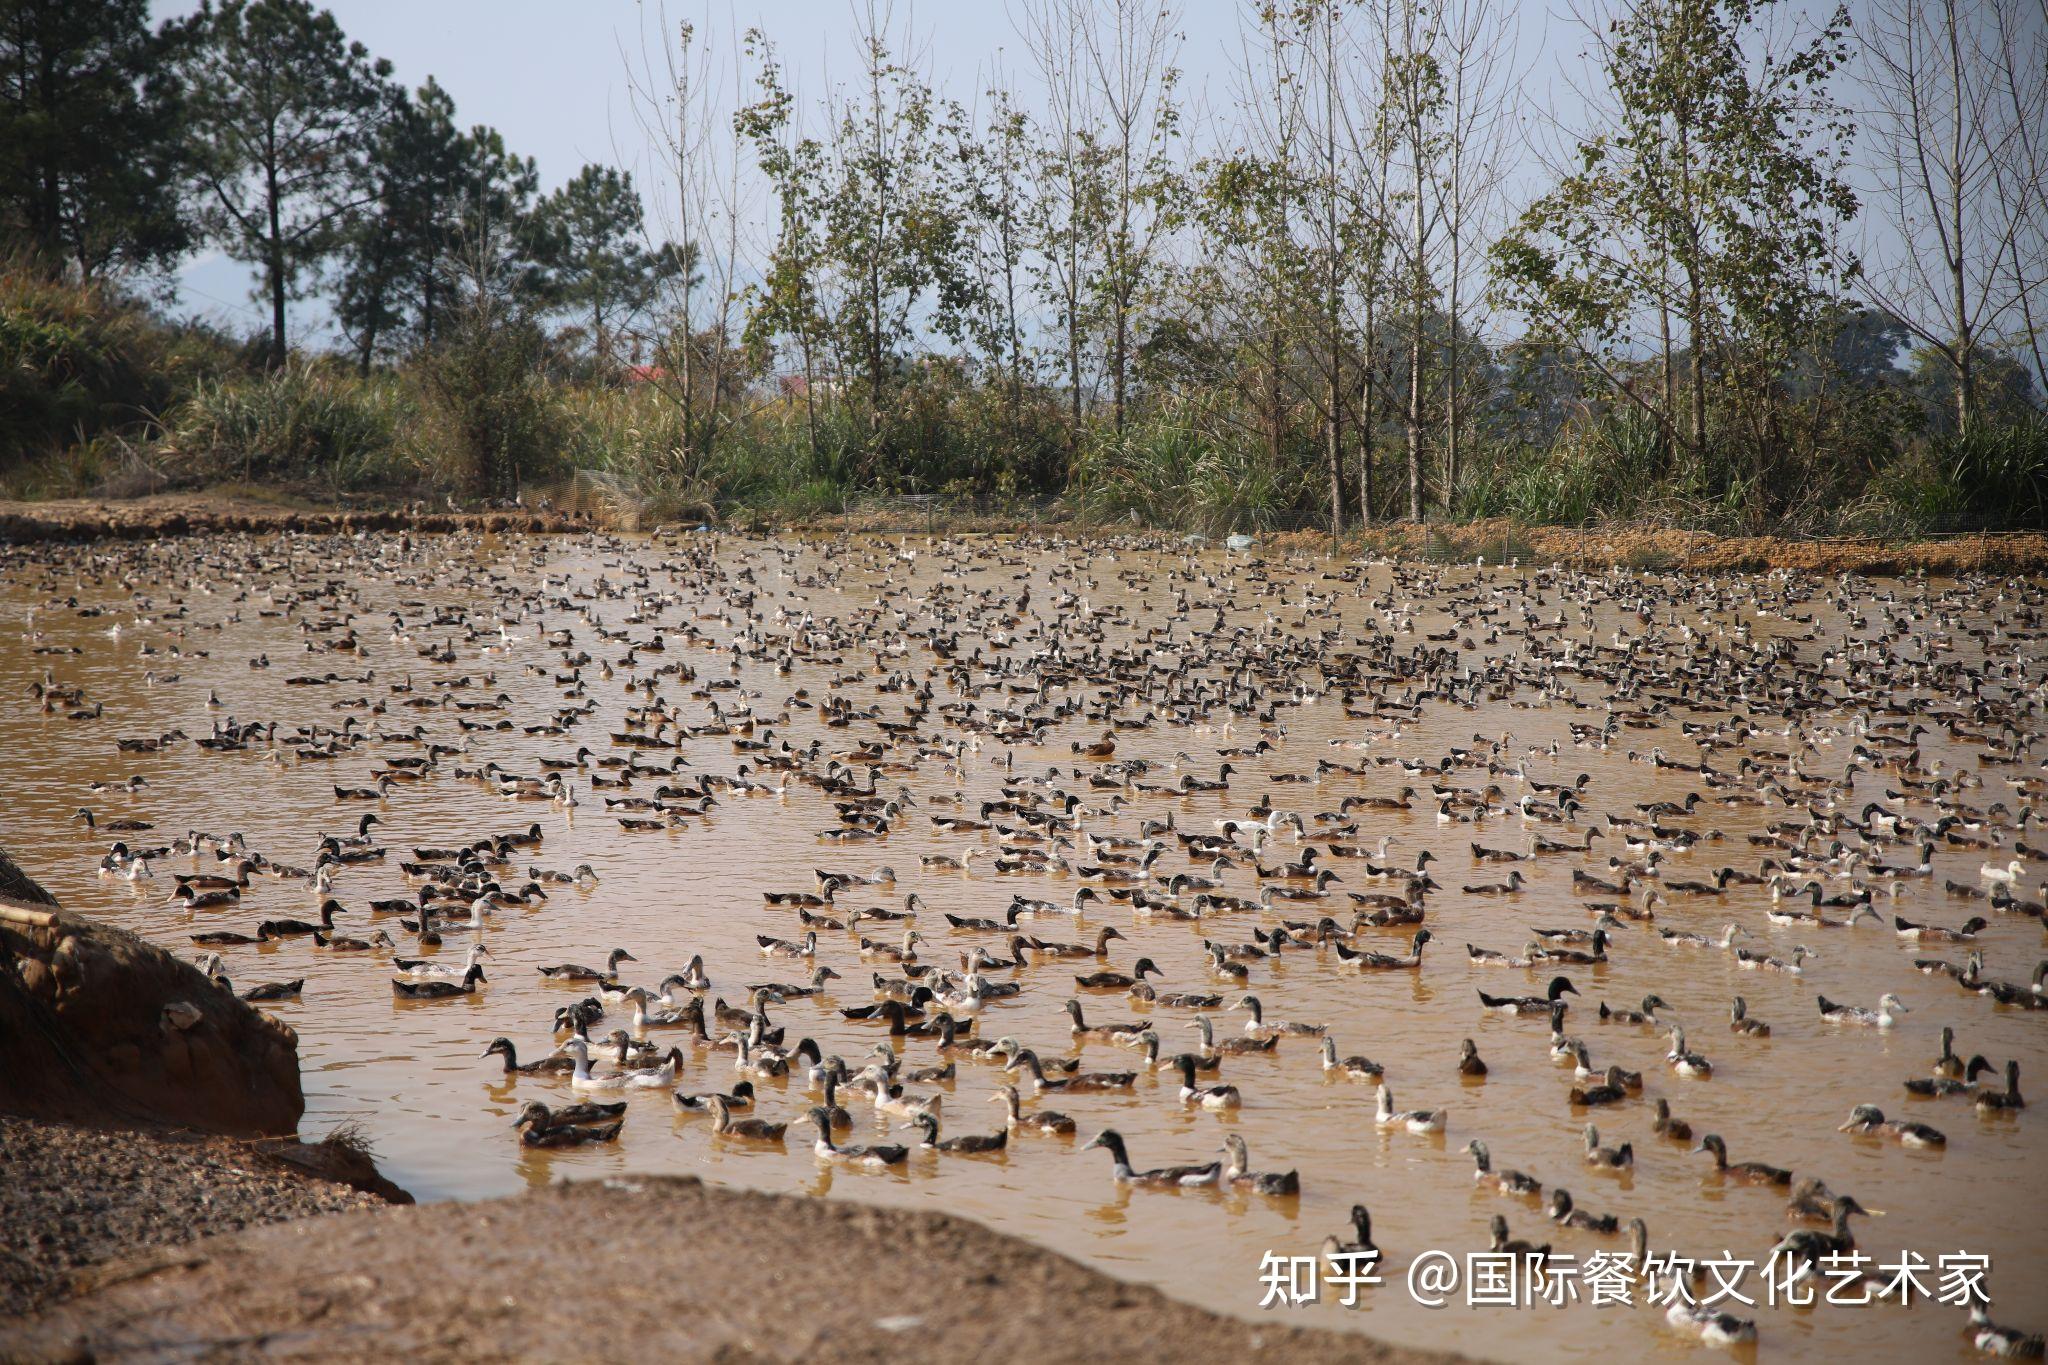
[
  {"x1": 0, "y1": 1117, "x2": 391, "y2": 1319},
  {"x1": 1, "y1": 1173, "x2": 1443, "y2": 1364},
  {"x1": 1, "y1": 490, "x2": 2041, "y2": 574}
]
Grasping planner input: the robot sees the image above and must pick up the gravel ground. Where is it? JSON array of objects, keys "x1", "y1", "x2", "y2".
[
  {"x1": 2, "y1": 1175, "x2": 1449, "y2": 1364},
  {"x1": 0, "y1": 1117, "x2": 386, "y2": 1319}
]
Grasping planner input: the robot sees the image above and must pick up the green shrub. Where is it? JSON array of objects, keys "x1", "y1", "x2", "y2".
[{"x1": 154, "y1": 365, "x2": 430, "y2": 491}]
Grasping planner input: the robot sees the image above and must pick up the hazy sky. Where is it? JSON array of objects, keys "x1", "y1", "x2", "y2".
[{"x1": 155, "y1": 0, "x2": 1876, "y2": 350}]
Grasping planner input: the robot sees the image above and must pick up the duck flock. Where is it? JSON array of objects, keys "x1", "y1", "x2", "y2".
[{"x1": 6, "y1": 528, "x2": 2047, "y2": 1360}]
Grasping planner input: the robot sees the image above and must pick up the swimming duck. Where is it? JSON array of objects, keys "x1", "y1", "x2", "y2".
[
  {"x1": 1074, "y1": 957, "x2": 1161, "y2": 989},
  {"x1": 1582, "y1": 1123, "x2": 1633, "y2": 1169},
  {"x1": 392, "y1": 963, "x2": 487, "y2": 999},
  {"x1": 1664, "y1": 1302, "x2": 1757, "y2": 1348},
  {"x1": 1769, "y1": 1195, "x2": 1871, "y2": 1275},
  {"x1": 537, "y1": 947, "x2": 637, "y2": 982},
  {"x1": 1322, "y1": 1204, "x2": 1376, "y2": 1258},
  {"x1": 902, "y1": 1110, "x2": 1008, "y2": 1154},
  {"x1": 1597, "y1": 994, "x2": 1670, "y2": 1027},
  {"x1": 1692, "y1": 1133, "x2": 1790, "y2": 1184},
  {"x1": 1838, "y1": 1104, "x2": 1946, "y2": 1146},
  {"x1": 1219, "y1": 1133, "x2": 1298, "y2": 1194},
  {"x1": 1727, "y1": 996, "x2": 1770, "y2": 1036},
  {"x1": 1546, "y1": 1187, "x2": 1618, "y2": 1233},
  {"x1": 1651, "y1": 1098, "x2": 1693, "y2": 1142},
  {"x1": 807, "y1": 1106, "x2": 907, "y2": 1165},
  {"x1": 1967, "y1": 1306, "x2": 2044, "y2": 1359},
  {"x1": 1374, "y1": 1083, "x2": 1446, "y2": 1133},
  {"x1": 1488, "y1": 1213, "x2": 1550, "y2": 1259},
  {"x1": 1665, "y1": 1026, "x2": 1714, "y2": 1077},
  {"x1": 514, "y1": 1107, "x2": 624, "y2": 1148},
  {"x1": 560, "y1": 1036, "x2": 680, "y2": 1091},
  {"x1": 480, "y1": 1036, "x2": 576, "y2": 1076},
  {"x1": 668, "y1": 1072, "x2": 756, "y2": 1111},
  {"x1": 1004, "y1": 1048, "x2": 1135, "y2": 1094},
  {"x1": 1479, "y1": 975, "x2": 1580, "y2": 1014},
  {"x1": 1568, "y1": 1066, "x2": 1633, "y2": 1107},
  {"x1": 1905, "y1": 1056, "x2": 1994, "y2": 1097},
  {"x1": 1818, "y1": 992, "x2": 1910, "y2": 1027},
  {"x1": 1318, "y1": 1036, "x2": 1384, "y2": 1080},
  {"x1": 1457, "y1": 1039, "x2": 1488, "y2": 1077},
  {"x1": 1185, "y1": 1014, "x2": 1279, "y2": 1058},
  {"x1": 1975, "y1": 1060, "x2": 2025, "y2": 1112},
  {"x1": 1175, "y1": 1053, "x2": 1242, "y2": 1109},
  {"x1": 1465, "y1": 1139, "x2": 1542, "y2": 1196},
  {"x1": 990, "y1": 1084, "x2": 1076, "y2": 1135},
  {"x1": 706, "y1": 1093, "x2": 787, "y2": 1141},
  {"x1": 1081, "y1": 1128, "x2": 1220, "y2": 1186},
  {"x1": 1234, "y1": 994, "x2": 1327, "y2": 1037}
]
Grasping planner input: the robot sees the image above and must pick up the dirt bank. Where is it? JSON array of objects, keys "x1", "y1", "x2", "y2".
[
  {"x1": 4, "y1": 490, "x2": 2040, "y2": 574},
  {"x1": 1332, "y1": 517, "x2": 2048, "y2": 576},
  {"x1": 0, "y1": 1117, "x2": 400, "y2": 1319},
  {"x1": 0, "y1": 491, "x2": 591, "y2": 545},
  {"x1": 1, "y1": 1175, "x2": 1442, "y2": 1364}
]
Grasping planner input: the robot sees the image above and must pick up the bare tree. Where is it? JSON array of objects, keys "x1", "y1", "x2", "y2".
[
  {"x1": 622, "y1": 5, "x2": 750, "y2": 476},
  {"x1": 1859, "y1": 0, "x2": 2048, "y2": 431}
]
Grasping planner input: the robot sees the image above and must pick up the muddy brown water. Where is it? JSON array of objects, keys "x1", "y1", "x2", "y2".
[{"x1": 2, "y1": 532, "x2": 2042, "y2": 1363}]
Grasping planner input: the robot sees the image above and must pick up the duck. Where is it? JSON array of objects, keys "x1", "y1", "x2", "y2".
[
  {"x1": 1650, "y1": 1098, "x2": 1693, "y2": 1142},
  {"x1": 1905, "y1": 1056, "x2": 1994, "y2": 1097},
  {"x1": 1457, "y1": 1038, "x2": 1488, "y2": 1077},
  {"x1": 537, "y1": 947, "x2": 636, "y2": 981},
  {"x1": 1818, "y1": 992, "x2": 1911, "y2": 1027},
  {"x1": 1073, "y1": 957, "x2": 1161, "y2": 989},
  {"x1": 1234, "y1": 994, "x2": 1327, "y2": 1037},
  {"x1": 989, "y1": 1084, "x2": 1076, "y2": 1136},
  {"x1": 514, "y1": 1108, "x2": 624, "y2": 1148},
  {"x1": 1185, "y1": 1014, "x2": 1279, "y2": 1058},
  {"x1": 671, "y1": 1079, "x2": 757, "y2": 1113},
  {"x1": 480, "y1": 1036, "x2": 577, "y2": 1076},
  {"x1": 1478, "y1": 975, "x2": 1580, "y2": 1014},
  {"x1": 1693, "y1": 1133, "x2": 1791, "y2": 1184},
  {"x1": 1546, "y1": 1187, "x2": 1618, "y2": 1234},
  {"x1": 1321, "y1": 1204, "x2": 1376, "y2": 1259},
  {"x1": 1974, "y1": 1060, "x2": 2025, "y2": 1112},
  {"x1": 1665, "y1": 1026, "x2": 1714, "y2": 1077},
  {"x1": 1319, "y1": 1036, "x2": 1384, "y2": 1080},
  {"x1": 1004, "y1": 1048, "x2": 1135, "y2": 1094},
  {"x1": 1568, "y1": 1066, "x2": 1634, "y2": 1107},
  {"x1": 1769, "y1": 1195, "x2": 1872, "y2": 1275},
  {"x1": 1465, "y1": 1139, "x2": 1542, "y2": 1195},
  {"x1": 1728, "y1": 996, "x2": 1770, "y2": 1036},
  {"x1": 1582, "y1": 1123, "x2": 1633, "y2": 1169},
  {"x1": 1967, "y1": 1306, "x2": 2044, "y2": 1359},
  {"x1": 1374, "y1": 1083, "x2": 1446, "y2": 1133},
  {"x1": 1080, "y1": 1128, "x2": 1221, "y2": 1186},
  {"x1": 706, "y1": 1094, "x2": 787, "y2": 1141},
  {"x1": 1219, "y1": 1133, "x2": 1298, "y2": 1195},
  {"x1": 1838, "y1": 1104, "x2": 1946, "y2": 1146},
  {"x1": 806, "y1": 1107, "x2": 909, "y2": 1166},
  {"x1": 1175, "y1": 1053, "x2": 1242, "y2": 1109},
  {"x1": 902, "y1": 1110, "x2": 1008, "y2": 1154},
  {"x1": 392, "y1": 963, "x2": 487, "y2": 999},
  {"x1": 560, "y1": 1036, "x2": 681, "y2": 1091},
  {"x1": 1488, "y1": 1213, "x2": 1550, "y2": 1259},
  {"x1": 1664, "y1": 1303, "x2": 1757, "y2": 1348}
]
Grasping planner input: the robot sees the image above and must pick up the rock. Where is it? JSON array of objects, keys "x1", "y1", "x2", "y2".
[{"x1": 1, "y1": 845, "x2": 304, "y2": 1136}]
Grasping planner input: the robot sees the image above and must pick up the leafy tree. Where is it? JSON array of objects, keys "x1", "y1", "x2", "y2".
[
  {"x1": 1491, "y1": 0, "x2": 1858, "y2": 483},
  {"x1": 531, "y1": 164, "x2": 674, "y2": 372},
  {"x1": 0, "y1": 0, "x2": 189, "y2": 277},
  {"x1": 175, "y1": 0, "x2": 391, "y2": 364},
  {"x1": 338, "y1": 77, "x2": 465, "y2": 369}
]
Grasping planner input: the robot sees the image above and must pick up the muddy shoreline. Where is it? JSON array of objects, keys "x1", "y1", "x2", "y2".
[
  {"x1": 1, "y1": 1172, "x2": 1443, "y2": 1364},
  {"x1": 1, "y1": 491, "x2": 2042, "y2": 574}
]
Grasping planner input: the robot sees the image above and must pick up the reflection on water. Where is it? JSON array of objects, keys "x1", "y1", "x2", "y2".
[{"x1": 2, "y1": 530, "x2": 2043, "y2": 1363}]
